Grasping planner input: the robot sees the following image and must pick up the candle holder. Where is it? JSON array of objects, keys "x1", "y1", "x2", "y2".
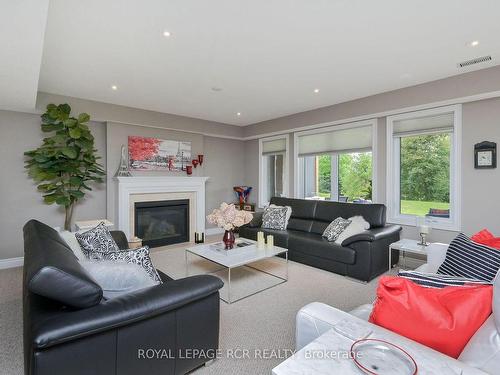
[
  {"x1": 418, "y1": 232, "x2": 429, "y2": 246},
  {"x1": 194, "y1": 232, "x2": 205, "y2": 244},
  {"x1": 186, "y1": 165, "x2": 193, "y2": 175},
  {"x1": 198, "y1": 154, "x2": 204, "y2": 166}
]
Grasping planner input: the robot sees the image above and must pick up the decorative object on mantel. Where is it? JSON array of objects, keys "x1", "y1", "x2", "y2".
[
  {"x1": 197, "y1": 154, "x2": 204, "y2": 166},
  {"x1": 186, "y1": 165, "x2": 193, "y2": 175},
  {"x1": 206, "y1": 202, "x2": 253, "y2": 249},
  {"x1": 24, "y1": 103, "x2": 105, "y2": 230},
  {"x1": 192, "y1": 159, "x2": 199, "y2": 168},
  {"x1": 115, "y1": 145, "x2": 132, "y2": 177},
  {"x1": 474, "y1": 141, "x2": 496, "y2": 169},
  {"x1": 128, "y1": 136, "x2": 191, "y2": 171},
  {"x1": 194, "y1": 232, "x2": 205, "y2": 244}
]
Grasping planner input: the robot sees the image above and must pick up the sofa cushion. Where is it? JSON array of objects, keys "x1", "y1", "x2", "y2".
[
  {"x1": 288, "y1": 231, "x2": 356, "y2": 264},
  {"x1": 314, "y1": 200, "x2": 386, "y2": 228},
  {"x1": 262, "y1": 206, "x2": 289, "y2": 230},
  {"x1": 75, "y1": 221, "x2": 120, "y2": 258},
  {"x1": 88, "y1": 246, "x2": 162, "y2": 283},
  {"x1": 369, "y1": 276, "x2": 493, "y2": 358},
  {"x1": 23, "y1": 220, "x2": 103, "y2": 308},
  {"x1": 322, "y1": 217, "x2": 352, "y2": 242},
  {"x1": 80, "y1": 260, "x2": 157, "y2": 299},
  {"x1": 437, "y1": 233, "x2": 500, "y2": 282},
  {"x1": 335, "y1": 215, "x2": 370, "y2": 245}
]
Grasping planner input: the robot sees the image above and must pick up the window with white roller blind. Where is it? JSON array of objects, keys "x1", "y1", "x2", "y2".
[
  {"x1": 294, "y1": 121, "x2": 376, "y2": 203},
  {"x1": 386, "y1": 105, "x2": 461, "y2": 230},
  {"x1": 258, "y1": 135, "x2": 289, "y2": 207}
]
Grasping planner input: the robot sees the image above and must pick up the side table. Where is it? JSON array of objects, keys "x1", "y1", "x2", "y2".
[{"x1": 389, "y1": 239, "x2": 428, "y2": 270}]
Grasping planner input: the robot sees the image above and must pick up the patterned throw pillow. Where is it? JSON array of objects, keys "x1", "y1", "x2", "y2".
[
  {"x1": 75, "y1": 222, "x2": 119, "y2": 257},
  {"x1": 398, "y1": 270, "x2": 491, "y2": 289},
  {"x1": 88, "y1": 246, "x2": 162, "y2": 284},
  {"x1": 261, "y1": 206, "x2": 289, "y2": 230},
  {"x1": 437, "y1": 233, "x2": 500, "y2": 282},
  {"x1": 322, "y1": 217, "x2": 352, "y2": 242}
]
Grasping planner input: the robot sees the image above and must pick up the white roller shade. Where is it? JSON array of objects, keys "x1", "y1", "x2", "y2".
[
  {"x1": 393, "y1": 112, "x2": 454, "y2": 137},
  {"x1": 262, "y1": 138, "x2": 286, "y2": 154},
  {"x1": 297, "y1": 126, "x2": 372, "y2": 156}
]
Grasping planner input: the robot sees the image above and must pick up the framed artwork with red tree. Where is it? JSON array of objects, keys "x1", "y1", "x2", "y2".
[{"x1": 128, "y1": 136, "x2": 191, "y2": 171}]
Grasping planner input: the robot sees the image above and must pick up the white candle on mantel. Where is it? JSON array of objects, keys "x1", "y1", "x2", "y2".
[
  {"x1": 267, "y1": 235, "x2": 274, "y2": 249},
  {"x1": 420, "y1": 225, "x2": 430, "y2": 235}
]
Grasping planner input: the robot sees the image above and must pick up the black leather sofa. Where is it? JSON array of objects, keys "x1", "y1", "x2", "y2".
[
  {"x1": 239, "y1": 197, "x2": 401, "y2": 282},
  {"x1": 23, "y1": 220, "x2": 223, "y2": 375}
]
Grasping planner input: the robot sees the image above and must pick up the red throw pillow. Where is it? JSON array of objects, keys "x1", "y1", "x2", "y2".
[
  {"x1": 471, "y1": 229, "x2": 500, "y2": 249},
  {"x1": 369, "y1": 276, "x2": 492, "y2": 358}
]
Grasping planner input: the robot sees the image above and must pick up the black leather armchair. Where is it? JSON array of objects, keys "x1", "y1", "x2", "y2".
[
  {"x1": 240, "y1": 197, "x2": 401, "y2": 282},
  {"x1": 23, "y1": 220, "x2": 223, "y2": 375}
]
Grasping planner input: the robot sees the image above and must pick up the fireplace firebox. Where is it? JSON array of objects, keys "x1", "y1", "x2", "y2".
[{"x1": 134, "y1": 199, "x2": 189, "y2": 248}]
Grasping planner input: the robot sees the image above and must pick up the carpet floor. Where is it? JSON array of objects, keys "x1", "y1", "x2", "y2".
[{"x1": 0, "y1": 243, "x2": 395, "y2": 375}]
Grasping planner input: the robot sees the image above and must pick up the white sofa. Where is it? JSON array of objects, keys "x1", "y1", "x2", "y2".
[{"x1": 296, "y1": 243, "x2": 500, "y2": 374}]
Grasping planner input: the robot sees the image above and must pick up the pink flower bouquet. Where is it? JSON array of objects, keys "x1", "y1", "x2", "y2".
[{"x1": 207, "y1": 202, "x2": 253, "y2": 231}]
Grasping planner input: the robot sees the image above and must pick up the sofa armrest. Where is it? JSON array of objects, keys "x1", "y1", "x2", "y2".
[
  {"x1": 110, "y1": 230, "x2": 129, "y2": 250},
  {"x1": 31, "y1": 275, "x2": 223, "y2": 350},
  {"x1": 341, "y1": 225, "x2": 402, "y2": 246},
  {"x1": 245, "y1": 211, "x2": 263, "y2": 228}
]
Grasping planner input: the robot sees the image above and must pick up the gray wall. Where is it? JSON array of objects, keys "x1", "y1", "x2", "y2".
[
  {"x1": 0, "y1": 110, "x2": 107, "y2": 259},
  {"x1": 203, "y1": 136, "x2": 246, "y2": 228}
]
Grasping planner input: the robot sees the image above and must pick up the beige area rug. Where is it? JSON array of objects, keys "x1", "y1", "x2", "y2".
[{"x1": 0, "y1": 244, "x2": 394, "y2": 375}]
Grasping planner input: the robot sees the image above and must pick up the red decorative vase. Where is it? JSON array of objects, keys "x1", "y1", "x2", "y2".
[
  {"x1": 198, "y1": 154, "x2": 204, "y2": 165},
  {"x1": 186, "y1": 165, "x2": 193, "y2": 175},
  {"x1": 192, "y1": 159, "x2": 199, "y2": 168},
  {"x1": 222, "y1": 230, "x2": 235, "y2": 249}
]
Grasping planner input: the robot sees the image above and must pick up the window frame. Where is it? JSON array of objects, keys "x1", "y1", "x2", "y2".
[
  {"x1": 386, "y1": 105, "x2": 462, "y2": 231},
  {"x1": 258, "y1": 135, "x2": 289, "y2": 208},
  {"x1": 293, "y1": 119, "x2": 378, "y2": 202}
]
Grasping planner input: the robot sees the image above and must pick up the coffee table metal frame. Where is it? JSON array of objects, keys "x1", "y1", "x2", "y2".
[{"x1": 185, "y1": 241, "x2": 288, "y2": 304}]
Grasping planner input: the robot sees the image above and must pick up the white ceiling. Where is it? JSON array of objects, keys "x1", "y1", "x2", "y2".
[
  {"x1": 0, "y1": 0, "x2": 49, "y2": 112},
  {"x1": 6, "y1": 0, "x2": 500, "y2": 125}
]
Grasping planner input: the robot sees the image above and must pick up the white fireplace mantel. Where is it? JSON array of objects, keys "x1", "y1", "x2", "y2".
[{"x1": 116, "y1": 176, "x2": 209, "y2": 239}]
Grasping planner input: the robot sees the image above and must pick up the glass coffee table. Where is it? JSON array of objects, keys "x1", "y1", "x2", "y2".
[{"x1": 185, "y1": 239, "x2": 288, "y2": 303}]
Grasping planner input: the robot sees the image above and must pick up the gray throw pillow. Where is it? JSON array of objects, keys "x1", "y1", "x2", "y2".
[
  {"x1": 88, "y1": 246, "x2": 162, "y2": 284},
  {"x1": 80, "y1": 260, "x2": 158, "y2": 299},
  {"x1": 262, "y1": 206, "x2": 289, "y2": 230},
  {"x1": 322, "y1": 217, "x2": 352, "y2": 242},
  {"x1": 75, "y1": 222, "x2": 119, "y2": 258}
]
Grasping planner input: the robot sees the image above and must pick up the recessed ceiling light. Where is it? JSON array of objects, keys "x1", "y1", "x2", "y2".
[
  {"x1": 237, "y1": 112, "x2": 241, "y2": 116},
  {"x1": 111, "y1": 85, "x2": 118, "y2": 91},
  {"x1": 211, "y1": 87, "x2": 223, "y2": 92},
  {"x1": 163, "y1": 30, "x2": 171, "y2": 37},
  {"x1": 470, "y1": 40, "x2": 479, "y2": 47},
  {"x1": 314, "y1": 88, "x2": 320, "y2": 93}
]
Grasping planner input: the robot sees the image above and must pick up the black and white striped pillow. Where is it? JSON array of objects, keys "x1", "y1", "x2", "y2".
[
  {"x1": 398, "y1": 270, "x2": 491, "y2": 289},
  {"x1": 437, "y1": 233, "x2": 500, "y2": 282}
]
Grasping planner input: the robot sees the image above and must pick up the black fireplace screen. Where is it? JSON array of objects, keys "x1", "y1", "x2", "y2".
[{"x1": 134, "y1": 199, "x2": 189, "y2": 248}]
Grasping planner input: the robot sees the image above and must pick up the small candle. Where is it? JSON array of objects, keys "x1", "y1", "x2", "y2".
[
  {"x1": 267, "y1": 235, "x2": 274, "y2": 248},
  {"x1": 257, "y1": 231, "x2": 265, "y2": 249}
]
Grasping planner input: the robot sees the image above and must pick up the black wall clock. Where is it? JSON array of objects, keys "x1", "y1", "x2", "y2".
[{"x1": 474, "y1": 141, "x2": 497, "y2": 169}]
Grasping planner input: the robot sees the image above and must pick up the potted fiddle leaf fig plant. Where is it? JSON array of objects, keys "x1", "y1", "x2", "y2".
[{"x1": 24, "y1": 103, "x2": 105, "y2": 230}]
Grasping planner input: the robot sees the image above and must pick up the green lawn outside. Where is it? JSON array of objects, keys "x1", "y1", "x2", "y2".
[{"x1": 401, "y1": 200, "x2": 450, "y2": 216}]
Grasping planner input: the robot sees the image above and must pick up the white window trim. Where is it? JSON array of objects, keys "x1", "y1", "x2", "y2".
[
  {"x1": 386, "y1": 104, "x2": 462, "y2": 231},
  {"x1": 258, "y1": 134, "x2": 289, "y2": 208},
  {"x1": 293, "y1": 119, "x2": 379, "y2": 202}
]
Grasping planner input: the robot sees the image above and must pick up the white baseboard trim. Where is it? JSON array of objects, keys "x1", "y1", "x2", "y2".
[
  {"x1": 205, "y1": 227, "x2": 225, "y2": 236},
  {"x1": 0, "y1": 256, "x2": 24, "y2": 269}
]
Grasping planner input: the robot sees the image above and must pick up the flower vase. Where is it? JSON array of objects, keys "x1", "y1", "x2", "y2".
[{"x1": 222, "y1": 230, "x2": 236, "y2": 249}]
